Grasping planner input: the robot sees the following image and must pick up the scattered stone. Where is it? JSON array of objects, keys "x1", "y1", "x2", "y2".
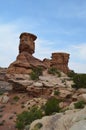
[
  {"x1": 33, "y1": 82, "x2": 43, "y2": 87},
  {"x1": 1, "y1": 95, "x2": 9, "y2": 104}
]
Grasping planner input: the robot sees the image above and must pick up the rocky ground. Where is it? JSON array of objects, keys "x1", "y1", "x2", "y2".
[
  {"x1": 0, "y1": 92, "x2": 30, "y2": 130},
  {"x1": 0, "y1": 68, "x2": 86, "y2": 130},
  {"x1": 30, "y1": 107, "x2": 86, "y2": 130}
]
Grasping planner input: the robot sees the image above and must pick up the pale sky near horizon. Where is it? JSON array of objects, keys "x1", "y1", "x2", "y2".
[{"x1": 0, "y1": 0, "x2": 86, "y2": 73}]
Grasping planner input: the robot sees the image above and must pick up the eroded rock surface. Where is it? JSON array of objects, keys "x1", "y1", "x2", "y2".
[
  {"x1": 29, "y1": 107, "x2": 86, "y2": 130},
  {"x1": 51, "y1": 52, "x2": 70, "y2": 73},
  {"x1": 6, "y1": 33, "x2": 46, "y2": 75}
]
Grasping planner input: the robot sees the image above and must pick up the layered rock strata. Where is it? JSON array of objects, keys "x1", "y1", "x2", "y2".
[
  {"x1": 7, "y1": 33, "x2": 46, "y2": 74},
  {"x1": 7, "y1": 32, "x2": 70, "y2": 76},
  {"x1": 51, "y1": 52, "x2": 70, "y2": 73}
]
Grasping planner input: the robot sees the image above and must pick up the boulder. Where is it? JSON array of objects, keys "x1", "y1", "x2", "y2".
[
  {"x1": 59, "y1": 88, "x2": 72, "y2": 98},
  {"x1": 0, "y1": 81, "x2": 12, "y2": 92},
  {"x1": 33, "y1": 82, "x2": 43, "y2": 87},
  {"x1": 1, "y1": 93, "x2": 9, "y2": 103},
  {"x1": 8, "y1": 79, "x2": 33, "y2": 91},
  {"x1": 69, "y1": 120, "x2": 86, "y2": 130},
  {"x1": 29, "y1": 107, "x2": 86, "y2": 130}
]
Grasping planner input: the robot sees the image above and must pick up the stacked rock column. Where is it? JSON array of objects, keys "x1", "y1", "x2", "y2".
[
  {"x1": 19, "y1": 32, "x2": 37, "y2": 54},
  {"x1": 51, "y1": 52, "x2": 70, "y2": 73}
]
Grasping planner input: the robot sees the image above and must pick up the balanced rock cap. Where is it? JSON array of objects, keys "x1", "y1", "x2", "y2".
[{"x1": 20, "y1": 32, "x2": 37, "y2": 41}]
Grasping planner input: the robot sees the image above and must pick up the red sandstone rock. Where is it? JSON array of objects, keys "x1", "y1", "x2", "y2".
[
  {"x1": 7, "y1": 33, "x2": 46, "y2": 75},
  {"x1": 6, "y1": 32, "x2": 70, "y2": 76},
  {"x1": 43, "y1": 58, "x2": 51, "y2": 68},
  {"x1": 19, "y1": 32, "x2": 37, "y2": 54},
  {"x1": 51, "y1": 52, "x2": 70, "y2": 73}
]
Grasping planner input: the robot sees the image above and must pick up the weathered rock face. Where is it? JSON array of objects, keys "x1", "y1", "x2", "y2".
[
  {"x1": 51, "y1": 52, "x2": 70, "y2": 73},
  {"x1": 6, "y1": 32, "x2": 70, "y2": 75},
  {"x1": 19, "y1": 32, "x2": 37, "y2": 54},
  {"x1": 29, "y1": 107, "x2": 86, "y2": 130},
  {"x1": 6, "y1": 33, "x2": 46, "y2": 75},
  {"x1": 43, "y1": 58, "x2": 51, "y2": 68}
]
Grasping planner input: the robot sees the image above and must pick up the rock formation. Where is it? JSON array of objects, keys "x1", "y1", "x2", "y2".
[
  {"x1": 6, "y1": 32, "x2": 70, "y2": 76},
  {"x1": 43, "y1": 53, "x2": 70, "y2": 73},
  {"x1": 19, "y1": 32, "x2": 36, "y2": 54},
  {"x1": 29, "y1": 106, "x2": 86, "y2": 130},
  {"x1": 7, "y1": 33, "x2": 46, "y2": 74},
  {"x1": 51, "y1": 52, "x2": 70, "y2": 73}
]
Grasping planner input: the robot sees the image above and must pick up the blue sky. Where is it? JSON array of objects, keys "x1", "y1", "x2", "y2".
[{"x1": 0, "y1": 0, "x2": 86, "y2": 73}]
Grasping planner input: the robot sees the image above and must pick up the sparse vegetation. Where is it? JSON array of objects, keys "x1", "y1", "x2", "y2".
[
  {"x1": 0, "y1": 92, "x2": 4, "y2": 95},
  {"x1": 44, "y1": 97, "x2": 61, "y2": 115},
  {"x1": 68, "y1": 72, "x2": 86, "y2": 89},
  {"x1": 0, "y1": 115, "x2": 3, "y2": 118},
  {"x1": 54, "y1": 90, "x2": 60, "y2": 96},
  {"x1": 30, "y1": 67, "x2": 43, "y2": 80},
  {"x1": 13, "y1": 96, "x2": 20, "y2": 102},
  {"x1": 74, "y1": 101, "x2": 86, "y2": 109},
  {"x1": 48, "y1": 67, "x2": 61, "y2": 76},
  {"x1": 16, "y1": 106, "x2": 43, "y2": 130}
]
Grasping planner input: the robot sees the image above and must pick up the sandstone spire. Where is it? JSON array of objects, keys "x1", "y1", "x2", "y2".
[
  {"x1": 6, "y1": 32, "x2": 46, "y2": 74},
  {"x1": 19, "y1": 32, "x2": 37, "y2": 54},
  {"x1": 6, "y1": 32, "x2": 70, "y2": 75}
]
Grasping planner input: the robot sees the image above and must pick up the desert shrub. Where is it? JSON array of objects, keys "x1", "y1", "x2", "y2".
[
  {"x1": 13, "y1": 96, "x2": 20, "y2": 102},
  {"x1": 68, "y1": 71, "x2": 75, "y2": 78},
  {"x1": 0, "y1": 115, "x2": 3, "y2": 118},
  {"x1": 30, "y1": 67, "x2": 43, "y2": 80},
  {"x1": 30, "y1": 71, "x2": 39, "y2": 80},
  {"x1": 48, "y1": 67, "x2": 61, "y2": 76},
  {"x1": 68, "y1": 72, "x2": 86, "y2": 89},
  {"x1": 74, "y1": 101, "x2": 86, "y2": 109},
  {"x1": 0, "y1": 92, "x2": 4, "y2": 95},
  {"x1": 44, "y1": 97, "x2": 61, "y2": 115},
  {"x1": 16, "y1": 107, "x2": 43, "y2": 130},
  {"x1": 54, "y1": 90, "x2": 60, "y2": 96},
  {"x1": 72, "y1": 74, "x2": 86, "y2": 89}
]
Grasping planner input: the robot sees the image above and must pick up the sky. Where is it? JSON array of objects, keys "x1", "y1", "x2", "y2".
[{"x1": 0, "y1": 0, "x2": 86, "y2": 73}]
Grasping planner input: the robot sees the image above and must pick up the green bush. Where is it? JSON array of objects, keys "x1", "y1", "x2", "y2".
[
  {"x1": 0, "y1": 115, "x2": 3, "y2": 118},
  {"x1": 30, "y1": 71, "x2": 39, "y2": 80},
  {"x1": 68, "y1": 71, "x2": 75, "y2": 78},
  {"x1": 16, "y1": 107, "x2": 43, "y2": 130},
  {"x1": 48, "y1": 67, "x2": 61, "y2": 76},
  {"x1": 0, "y1": 92, "x2": 4, "y2": 96},
  {"x1": 30, "y1": 67, "x2": 43, "y2": 80},
  {"x1": 54, "y1": 90, "x2": 60, "y2": 96},
  {"x1": 44, "y1": 97, "x2": 61, "y2": 115},
  {"x1": 68, "y1": 72, "x2": 86, "y2": 89},
  {"x1": 74, "y1": 101, "x2": 86, "y2": 109},
  {"x1": 13, "y1": 96, "x2": 20, "y2": 102}
]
